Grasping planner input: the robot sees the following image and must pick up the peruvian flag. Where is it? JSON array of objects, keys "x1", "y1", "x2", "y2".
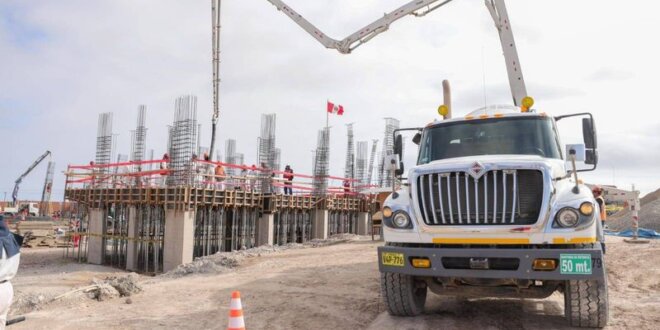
[{"x1": 327, "y1": 101, "x2": 344, "y2": 116}]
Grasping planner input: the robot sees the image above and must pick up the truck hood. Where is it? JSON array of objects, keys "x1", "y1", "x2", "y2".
[{"x1": 412, "y1": 155, "x2": 566, "y2": 178}]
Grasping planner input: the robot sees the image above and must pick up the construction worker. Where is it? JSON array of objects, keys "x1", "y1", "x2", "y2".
[
  {"x1": 283, "y1": 165, "x2": 294, "y2": 195},
  {"x1": 0, "y1": 215, "x2": 21, "y2": 330},
  {"x1": 190, "y1": 153, "x2": 200, "y2": 186},
  {"x1": 69, "y1": 217, "x2": 81, "y2": 248},
  {"x1": 247, "y1": 165, "x2": 257, "y2": 192},
  {"x1": 592, "y1": 186, "x2": 607, "y2": 253},
  {"x1": 343, "y1": 180, "x2": 351, "y2": 195},
  {"x1": 238, "y1": 167, "x2": 248, "y2": 191},
  {"x1": 215, "y1": 162, "x2": 226, "y2": 190},
  {"x1": 88, "y1": 161, "x2": 96, "y2": 188},
  {"x1": 202, "y1": 153, "x2": 216, "y2": 189},
  {"x1": 592, "y1": 186, "x2": 607, "y2": 225},
  {"x1": 159, "y1": 153, "x2": 169, "y2": 186}
]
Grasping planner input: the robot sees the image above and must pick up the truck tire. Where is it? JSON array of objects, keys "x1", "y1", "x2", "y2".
[
  {"x1": 380, "y1": 272, "x2": 427, "y2": 316},
  {"x1": 564, "y1": 278, "x2": 609, "y2": 328}
]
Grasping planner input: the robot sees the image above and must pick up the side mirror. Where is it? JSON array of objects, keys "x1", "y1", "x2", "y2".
[
  {"x1": 395, "y1": 162, "x2": 404, "y2": 176},
  {"x1": 412, "y1": 132, "x2": 421, "y2": 145},
  {"x1": 585, "y1": 149, "x2": 598, "y2": 165},
  {"x1": 582, "y1": 118, "x2": 597, "y2": 149},
  {"x1": 394, "y1": 134, "x2": 403, "y2": 157}
]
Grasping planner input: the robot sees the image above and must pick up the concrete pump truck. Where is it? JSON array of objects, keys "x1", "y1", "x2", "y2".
[{"x1": 264, "y1": 0, "x2": 607, "y2": 327}]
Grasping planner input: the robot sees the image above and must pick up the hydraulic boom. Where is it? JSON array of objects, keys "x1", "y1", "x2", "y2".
[
  {"x1": 266, "y1": 0, "x2": 528, "y2": 106},
  {"x1": 12, "y1": 150, "x2": 51, "y2": 205}
]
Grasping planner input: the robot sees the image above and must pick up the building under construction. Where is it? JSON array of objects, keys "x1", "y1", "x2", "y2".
[{"x1": 63, "y1": 105, "x2": 376, "y2": 274}]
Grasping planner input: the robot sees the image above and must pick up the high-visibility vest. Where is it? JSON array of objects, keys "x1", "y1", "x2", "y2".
[{"x1": 596, "y1": 196, "x2": 607, "y2": 221}]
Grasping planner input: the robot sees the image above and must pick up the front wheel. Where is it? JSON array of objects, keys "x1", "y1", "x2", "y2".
[
  {"x1": 380, "y1": 272, "x2": 427, "y2": 316},
  {"x1": 564, "y1": 278, "x2": 609, "y2": 328}
]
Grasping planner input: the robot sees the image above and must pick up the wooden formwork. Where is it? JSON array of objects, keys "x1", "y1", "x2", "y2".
[
  {"x1": 269, "y1": 194, "x2": 316, "y2": 211},
  {"x1": 325, "y1": 196, "x2": 364, "y2": 212},
  {"x1": 65, "y1": 188, "x2": 371, "y2": 212}
]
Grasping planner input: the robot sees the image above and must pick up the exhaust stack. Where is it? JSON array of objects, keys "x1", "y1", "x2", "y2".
[{"x1": 442, "y1": 80, "x2": 452, "y2": 119}]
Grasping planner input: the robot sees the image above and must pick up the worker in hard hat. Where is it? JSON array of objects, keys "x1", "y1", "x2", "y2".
[
  {"x1": 0, "y1": 215, "x2": 22, "y2": 329},
  {"x1": 592, "y1": 186, "x2": 607, "y2": 253},
  {"x1": 592, "y1": 186, "x2": 607, "y2": 224},
  {"x1": 283, "y1": 165, "x2": 294, "y2": 195}
]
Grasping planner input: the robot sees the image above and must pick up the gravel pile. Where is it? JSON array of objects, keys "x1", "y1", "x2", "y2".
[{"x1": 608, "y1": 198, "x2": 660, "y2": 232}]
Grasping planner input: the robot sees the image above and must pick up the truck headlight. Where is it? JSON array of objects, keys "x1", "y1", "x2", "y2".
[
  {"x1": 579, "y1": 202, "x2": 594, "y2": 216},
  {"x1": 556, "y1": 208, "x2": 580, "y2": 227},
  {"x1": 392, "y1": 211, "x2": 411, "y2": 229}
]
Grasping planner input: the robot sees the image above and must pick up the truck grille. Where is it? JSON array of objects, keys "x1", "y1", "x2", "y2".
[{"x1": 416, "y1": 170, "x2": 543, "y2": 226}]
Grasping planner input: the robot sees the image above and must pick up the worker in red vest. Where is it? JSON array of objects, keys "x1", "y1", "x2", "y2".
[{"x1": 283, "y1": 165, "x2": 294, "y2": 195}]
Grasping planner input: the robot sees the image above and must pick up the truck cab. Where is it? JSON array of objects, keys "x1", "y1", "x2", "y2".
[{"x1": 378, "y1": 105, "x2": 608, "y2": 328}]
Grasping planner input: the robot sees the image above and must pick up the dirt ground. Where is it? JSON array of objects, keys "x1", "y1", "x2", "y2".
[{"x1": 7, "y1": 236, "x2": 660, "y2": 330}]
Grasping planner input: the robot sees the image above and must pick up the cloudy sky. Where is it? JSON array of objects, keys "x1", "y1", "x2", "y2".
[{"x1": 1, "y1": 0, "x2": 659, "y2": 202}]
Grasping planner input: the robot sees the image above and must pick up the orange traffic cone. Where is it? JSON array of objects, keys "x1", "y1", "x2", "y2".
[{"x1": 227, "y1": 291, "x2": 246, "y2": 330}]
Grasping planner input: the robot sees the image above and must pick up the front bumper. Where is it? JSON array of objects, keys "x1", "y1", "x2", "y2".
[{"x1": 378, "y1": 245, "x2": 605, "y2": 280}]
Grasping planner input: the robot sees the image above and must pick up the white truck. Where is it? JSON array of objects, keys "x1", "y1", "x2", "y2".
[
  {"x1": 380, "y1": 105, "x2": 607, "y2": 327},
  {"x1": 260, "y1": 0, "x2": 608, "y2": 327},
  {"x1": 2, "y1": 202, "x2": 40, "y2": 217}
]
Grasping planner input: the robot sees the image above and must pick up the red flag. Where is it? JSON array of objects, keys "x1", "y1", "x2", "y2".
[{"x1": 327, "y1": 101, "x2": 344, "y2": 116}]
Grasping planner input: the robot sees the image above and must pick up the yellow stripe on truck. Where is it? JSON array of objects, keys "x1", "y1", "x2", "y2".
[
  {"x1": 552, "y1": 237, "x2": 597, "y2": 244},
  {"x1": 432, "y1": 238, "x2": 530, "y2": 245}
]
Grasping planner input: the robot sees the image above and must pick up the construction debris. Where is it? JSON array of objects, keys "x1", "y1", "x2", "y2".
[
  {"x1": 11, "y1": 292, "x2": 49, "y2": 314},
  {"x1": 13, "y1": 220, "x2": 71, "y2": 248},
  {"x1": 50, "y1": 273, "x2": 143, "y2": 303},
  {"x1": 106, "y1": 273, "x2": 143, "y2": 297},
  {"x1": 88, "y1": 282, "x2": 120, "y2": 301}
]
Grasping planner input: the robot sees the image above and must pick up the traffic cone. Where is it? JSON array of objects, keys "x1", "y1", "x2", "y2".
[{"x1": 227, "y1": 291, "x2": 246, "y2": 330}]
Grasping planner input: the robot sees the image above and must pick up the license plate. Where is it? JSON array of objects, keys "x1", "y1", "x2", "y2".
[
  {"x1": 382, "y1": 252, "x2": 405, "y2": 267},
  {"x1": 560, "y1": 254, "x2": 592, "y2": 275}
]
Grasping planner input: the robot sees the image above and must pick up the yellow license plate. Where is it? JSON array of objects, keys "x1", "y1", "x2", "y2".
[{"x1": 382, "y1": 252, "x2": 405, "y2": 267}]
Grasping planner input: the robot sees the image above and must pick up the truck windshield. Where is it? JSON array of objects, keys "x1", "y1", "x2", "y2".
[{"x1": 417, "y1": 116, "x2": 562, "y2": 164}]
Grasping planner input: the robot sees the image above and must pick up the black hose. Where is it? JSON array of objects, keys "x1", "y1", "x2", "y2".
[{"x1": 209, "y1": 122, "x2": 217, "y2": 160}]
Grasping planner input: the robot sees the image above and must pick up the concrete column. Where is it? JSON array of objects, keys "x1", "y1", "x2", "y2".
[
  {"x1": 126, "y1": 207, "x2": 139, "y2": 271},
  {"x1": 257, "y1": 213, "x2": 274, "y2": 246},
  {"x1": 356, "y1": 212, "x2": 370, "y2": 236},
  {"x1": 163, "y1": 209, "x2": 195, "y2": 272},
  {"x1": 87, "y1": 209, "x2": 104, "y2": 265},
  {"x1": 312, "y1": 209, "x2": 328, "y2": 239}
]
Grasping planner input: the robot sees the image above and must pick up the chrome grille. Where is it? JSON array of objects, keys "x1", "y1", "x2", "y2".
[{"x1": 416, "y1": 170, "x2": 543, "y2": 226}]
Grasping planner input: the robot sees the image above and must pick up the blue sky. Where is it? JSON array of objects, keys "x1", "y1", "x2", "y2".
[
  {"x1": 0, "y1": 3, "x2": 47, "y2": 47},
  {"x1": 1, "y1": 0, "x2": 659, "y2": 203}
]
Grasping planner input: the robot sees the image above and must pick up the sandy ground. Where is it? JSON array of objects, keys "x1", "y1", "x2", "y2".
[{"x1": 7, "y1": 236, "x2": 660, "y2": 330}]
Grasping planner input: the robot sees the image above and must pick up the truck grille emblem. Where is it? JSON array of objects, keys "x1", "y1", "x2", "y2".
[{"x1": 468, "y1": 162, "x2": 486, "y2": 179}]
